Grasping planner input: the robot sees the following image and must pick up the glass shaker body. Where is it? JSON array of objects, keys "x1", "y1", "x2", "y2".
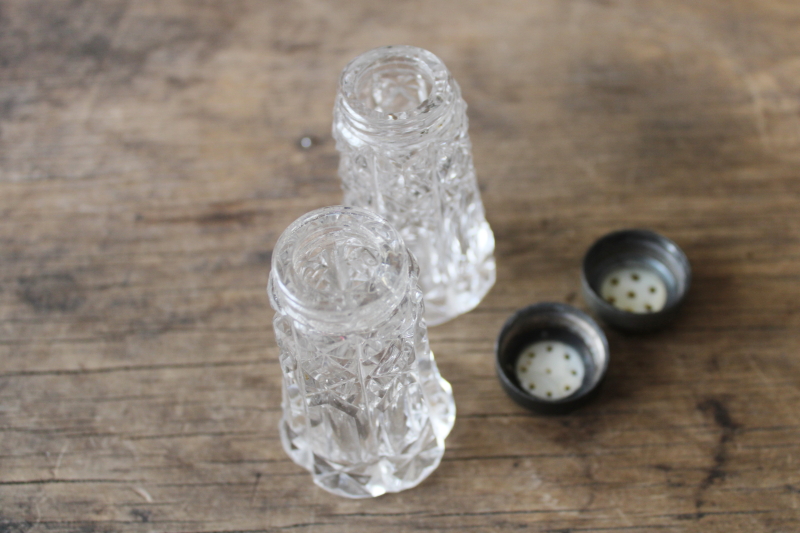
[
  {"x1": 268, "y1": 206, "x2": 455, "y2": 498},
  {"x1": 333, "y1": 45, "x2": 496, "y2": 326}
]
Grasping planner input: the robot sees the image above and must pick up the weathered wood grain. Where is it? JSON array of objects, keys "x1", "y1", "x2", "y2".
[{"x1": 2, "y1": 0, "x2": 800, "y2": 531}]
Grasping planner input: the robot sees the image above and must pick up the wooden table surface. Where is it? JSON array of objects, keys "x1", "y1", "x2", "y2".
[{"x1": 2, "y1": 1, "x2": 800, "y2": 531}]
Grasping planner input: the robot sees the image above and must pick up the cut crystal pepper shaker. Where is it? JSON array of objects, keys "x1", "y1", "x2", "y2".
[
  {"x1": 268, "y1": 206, "x2": 455, "y2": 498},
  {"x1": 333, "y1": 45, "x2": 496, "y2": 326}
]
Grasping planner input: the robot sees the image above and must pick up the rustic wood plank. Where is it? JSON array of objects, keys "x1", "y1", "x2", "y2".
[{"x1": 2, "y1": 0, "x2": 800, "y2": 531}]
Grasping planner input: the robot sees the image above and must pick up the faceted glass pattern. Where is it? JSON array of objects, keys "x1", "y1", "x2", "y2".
[
  {"x1": 269, "y1": 206, "x2": 455, "y2": 498},
  {"x1": 333, "y1": 45, "x2": 496, "y2": 326}
]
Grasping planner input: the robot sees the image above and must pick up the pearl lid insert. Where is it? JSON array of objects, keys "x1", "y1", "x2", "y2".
[
  {"x1": 514, "y1": 341, "x2": 585, "y2": 400},
  {"x1": 600, "y1": 266, "x2": 667, "y2": 314}
]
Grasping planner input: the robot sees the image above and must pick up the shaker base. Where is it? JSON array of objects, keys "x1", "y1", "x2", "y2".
[
  {"x1": 280, "y1": 373, "x2": 455, "y2": 499},
  {"x1": 423, "y1": 266, "x2": 496, "y2": 326}
]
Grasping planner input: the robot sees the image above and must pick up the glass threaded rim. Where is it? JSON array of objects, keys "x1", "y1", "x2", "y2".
[
  {"x1": 270, "y1": 206, "x2": 412, "y2": 330},
  {"x1": 335, "y1": 45, "x2": 461, "y2": 146}
]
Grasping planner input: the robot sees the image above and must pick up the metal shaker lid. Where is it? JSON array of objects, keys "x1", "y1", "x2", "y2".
[
  {"x1": 581, "y1": 229, "x2": 691, "y2": 332},
  {"x1": 495, "y1": 303, "x2": 609, "y2": 415}
]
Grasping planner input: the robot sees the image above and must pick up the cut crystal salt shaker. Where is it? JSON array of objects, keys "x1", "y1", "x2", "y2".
[
  {"x1": 333, "y1": 45, "x2": 496, "y2": 326},
  {"x1": 268, "y1": 206, "x2": 456, "y2": 498}
]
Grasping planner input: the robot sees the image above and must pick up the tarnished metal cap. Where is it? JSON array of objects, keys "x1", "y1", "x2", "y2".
[
  {"x1": 581, "y1": 229, "x2": 691, "y2": 332},
  {"x1": 495, "y1": 303, "x2": 609, "y2": 415}
]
